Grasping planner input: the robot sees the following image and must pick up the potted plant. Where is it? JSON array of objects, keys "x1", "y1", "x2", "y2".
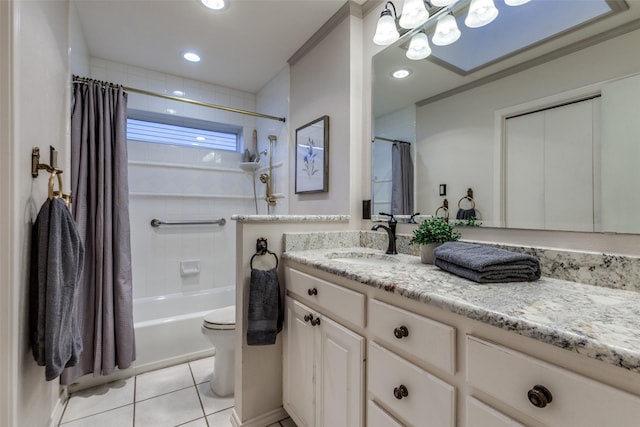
[{"x1": 410, "y1": 217, "x2": 461, "y2": 264}]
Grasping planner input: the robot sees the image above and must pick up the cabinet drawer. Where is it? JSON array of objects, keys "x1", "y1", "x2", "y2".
[
  {"x1": 467, "y1": 336, "x2": 640, "y2": 427},
  {"x1": 285, "y1": 267, "x2": 365, "y2": 327},
  {"x1": 367, "y1": 400, "x2": 404, "y2": 427},
  {"x1": 465, "y1": 397, "x2": 523, "y2": 427},
  {"x1": 369, "y1": 299, "x2": 455, "y2": 374},
  {"x1": 368, "y1": 342, "x2": 455, "y2": 427}
]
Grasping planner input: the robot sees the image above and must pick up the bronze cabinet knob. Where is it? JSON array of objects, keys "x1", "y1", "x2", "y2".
[
  {"x1": 310, "y1": 317, "x2": 321, "y2": 327},
  {"x1": 393, "y1": 385, "x2": 409, "y2": 400},
  {"x1": 303, "y1": 314, "x2": 313, "y2": 323},
  {"x1": 307, "y1": 288, "x2": 318, "y2": 296},
  {"x1": 393, "y1": 326, "x2": 409, "y2": 339},
  {"x1": 528, "y1": 385, "x2": 553, "y2": 408}
]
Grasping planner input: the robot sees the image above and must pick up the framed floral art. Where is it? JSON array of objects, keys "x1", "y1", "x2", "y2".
[{"x1": 295, "y1": 115, "x2": 329, "y2": 194}]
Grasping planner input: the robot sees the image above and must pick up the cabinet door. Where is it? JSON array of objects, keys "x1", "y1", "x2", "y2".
[
  {"x1": 317, "y1": 315, "x2": 364, "y2": 427},
  {"x1": 283, "y1": 297, "x2": 316, "y2": 427},
  {"x1": 466, "y1": 397, "x2": 523, "y2": 427}
]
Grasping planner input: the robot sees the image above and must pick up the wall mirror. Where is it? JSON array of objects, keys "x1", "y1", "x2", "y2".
[{"x1": 372, "y1": 0, "x2": 640, "y2": 233}]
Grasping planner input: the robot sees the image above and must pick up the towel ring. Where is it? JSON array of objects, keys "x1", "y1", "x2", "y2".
[
  {"x1": 435, "y1": 205, "x2": 449, "y2": 219},
  {"x1": 250, "y1": 250, "x2": 279, "y2": 270},
  {"x1": 48, "y1": 171, "x2": 63, "y2": 201},
  {"x1": 457, "y1": 196, "x2": 475, "y2": 209}
]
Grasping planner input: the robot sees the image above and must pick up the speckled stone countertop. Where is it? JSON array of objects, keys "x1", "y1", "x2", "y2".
[
  {"x1": 231, "y1": 214, "x2": 350, "y2": 222},
  {"x1": 282, "y1": 246, "x2": 640, "y2": 373}
]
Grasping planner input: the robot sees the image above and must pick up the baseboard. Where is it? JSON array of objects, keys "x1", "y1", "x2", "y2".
[
  {"x1": 230, "y1": 407, "x2": 288, "y2": 427},
  {"x1": 49, "y1": 389, "x2": 68, "y2": 427}
]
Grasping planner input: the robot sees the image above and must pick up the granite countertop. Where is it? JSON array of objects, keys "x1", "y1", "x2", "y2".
[{"x1": 282, "y1": 247, "x2": 640, "y2": 373}]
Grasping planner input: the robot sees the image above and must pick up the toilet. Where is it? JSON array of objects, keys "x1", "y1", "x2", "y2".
[{"x1": 201, "y1": 305, "x2": 236, "y2": 396}]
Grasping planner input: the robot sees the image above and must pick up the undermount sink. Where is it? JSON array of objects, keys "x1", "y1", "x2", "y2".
[{"x1": 325, "y1": 251, "x2": 401, "y2": 265}]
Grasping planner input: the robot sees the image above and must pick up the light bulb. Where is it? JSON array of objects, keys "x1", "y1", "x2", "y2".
[
  {"x1": 431, "y1": 0, "x2": 459, "y2": 6},
  {"x1": 373, "y1": 8, "x2": 400, "y2": 45},
  {"x1": 465, "y1": 0, "x2": 499, "y2": 28},
  {"x1": 399, "y1": 0, "x2": 429, "y2": 30},
  {"x1": 432, "y1": 14, "x2": 461, "y2": 46},
  {"x1": 406, "y1": 33, "x2": 432, "y2": 60}
]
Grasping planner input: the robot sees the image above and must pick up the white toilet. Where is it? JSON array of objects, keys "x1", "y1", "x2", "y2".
[{"x1": 201, "y1": 305, "x2": 236, "y2": 396}]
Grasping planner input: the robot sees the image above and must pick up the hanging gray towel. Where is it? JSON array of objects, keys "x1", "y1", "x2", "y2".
[
  {"x1": 433, "y1": 242, "x2": 540, "y2": 283},
  {"x1": 29, "y1": 197, "x2": 84, "y2": 381},
  {"x1": 247, "y1": 268, "x2": 283, "y2": 346}
]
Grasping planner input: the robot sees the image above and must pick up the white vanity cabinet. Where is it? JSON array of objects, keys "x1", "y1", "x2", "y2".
[{"x1": 283, "y1": 268, "x2": 365, "y2": 427}]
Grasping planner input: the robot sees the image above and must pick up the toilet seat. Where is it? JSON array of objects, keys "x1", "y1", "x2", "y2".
[{"x1": 203, "y1": 305, "x2": 236, "y2": 330}]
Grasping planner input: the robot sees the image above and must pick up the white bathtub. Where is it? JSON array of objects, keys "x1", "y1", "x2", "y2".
[{"x1": 133, "y1": 286, "x2": 235, "y2": 369}]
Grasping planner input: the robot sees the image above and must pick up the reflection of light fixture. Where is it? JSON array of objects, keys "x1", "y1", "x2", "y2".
[
  {"x1": 200, "y1": 0, "x2": 228, "y2": 10},
  {"x1": 465, "y1": 0, "x2": 499, "y2": 28},
  {"x1": 172, "y1": 90, "x2": 185, "y2": 96},
  {"x1": 196, "y1": 136, "x2": 206, "y2": 141},
  {"x1": 505, "y1": 0, "x2": 530, "y2": 5},
  {"x1": 183, "y1": 51, "x2": 201, "y2": 62},
  {"x1": 406, "y1": 33, "x2": 432, "y2": 60},
  {"x1": 432, "y1": 13, "x2": 461, "y2": 46},
  {"x1": 392, "y1": 69, "x2": 411, "y2": 79},
  {"x1": 399, "y1": 0, "x2": 429, "y2": 29},
  {"x1": 373, "y1": 2, "x2": 400, "y2": 45}
]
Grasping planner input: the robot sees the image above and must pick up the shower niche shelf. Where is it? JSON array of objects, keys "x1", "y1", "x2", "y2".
[{"x1": 239, "y1": 162, "x2": 261, "y2": 172}]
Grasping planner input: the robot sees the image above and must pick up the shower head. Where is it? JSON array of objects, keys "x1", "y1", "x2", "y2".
[{"x1": 255, "y1": 149, "x2": 268, "y2": 163}]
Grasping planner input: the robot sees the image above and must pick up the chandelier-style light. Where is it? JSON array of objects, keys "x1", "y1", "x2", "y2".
[{"x1": 373, "y1": 0, "x2": 531, "y2": 59}]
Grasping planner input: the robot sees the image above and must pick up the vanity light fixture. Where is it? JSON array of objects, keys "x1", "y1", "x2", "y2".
[
  {"x1": 399, "y1": 0, "x2": 430, "y2": 29},
  {"x1": 183, "y1": 51, "x2": 201, "y2": 62},
  {"x1": 373, "y1": 2, "x2": 400, "y2": 45},
  {"x1": 406, "y1": 32, "x2": 432, "y2": 60},
  {"x1": 432, "y1": 13, "x2": 461, "y2": 46},
  {"x1": 465, "y1": 0, "x2": 499, "y2": 28},
  {"x1": 200, "y1": 0, "x2": 228, "y2": 11}
]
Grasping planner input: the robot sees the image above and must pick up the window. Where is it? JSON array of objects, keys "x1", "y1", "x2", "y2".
[{"x1": 126, "y1": 111, "x2": 240, "y2": 152}]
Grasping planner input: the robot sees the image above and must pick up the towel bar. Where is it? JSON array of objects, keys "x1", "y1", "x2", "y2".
[{"x1": 150, "y1": 218, "x2": 226, "y2": 227}]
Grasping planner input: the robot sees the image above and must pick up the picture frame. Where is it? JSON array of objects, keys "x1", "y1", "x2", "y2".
[{"x1": 295, "y1": 115, "x2": 329, "y2": 194}]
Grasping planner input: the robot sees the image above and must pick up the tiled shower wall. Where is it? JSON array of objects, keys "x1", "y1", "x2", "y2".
[{"x1": 89, "y1": 58, "x2": 259, "y2": 299}]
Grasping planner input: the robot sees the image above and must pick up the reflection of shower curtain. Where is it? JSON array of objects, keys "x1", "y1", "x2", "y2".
[
  {"x1": 391, "y1": 142, "x2": 414, "y2": 215},
  {"x1": 61, "y1": 81, "x2": 135, "y2": 385}
]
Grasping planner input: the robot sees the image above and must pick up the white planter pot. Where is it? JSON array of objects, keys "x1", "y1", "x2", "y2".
[{"x1": 420, "y1": 243, "x2": 441, "y2": 264}]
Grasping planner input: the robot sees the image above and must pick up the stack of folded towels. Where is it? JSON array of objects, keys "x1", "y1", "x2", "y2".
[{"x1": 433, "y1": 242, "x2": 541, "y2": 283}]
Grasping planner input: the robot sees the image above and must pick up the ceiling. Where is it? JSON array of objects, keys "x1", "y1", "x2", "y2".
[
  {"x1": 72, "y1": 0, "x2": 362, "y2": 94},
  {"x1": 373, "y1": 0, "x2": 640, "y2": 117}
]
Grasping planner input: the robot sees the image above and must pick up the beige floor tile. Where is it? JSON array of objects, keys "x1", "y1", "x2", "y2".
[
  {"x1": 177, "y1": 417, "x2": 208, "y2": 427},
  {"x1": 279, "y1": 417, "x2": 297, "y2": 427},
  {"x1": 61, "y1": 378, "x2": 134, "y2": 423},
  {"x1": 60, "y1": 404, "x2": 133, "y2": 426},
  {"x1": 196, "y1": 381, "x2": 234, "y2": 415},
  {"x1": 135, "y1": 363, "x2": 194, "y2": 401},
  {"x1": 134, "y1": 387, "x2": 205, "y2": 427},
  {"x1": 207, "y1": 408, "x2": 234, "y2": 427},
  {"x1": 189, "y1": 356, "x2": 214, "y2": 384}
]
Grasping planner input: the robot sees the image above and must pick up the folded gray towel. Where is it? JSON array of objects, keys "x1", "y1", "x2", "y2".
[
  {"x1": 433, "y1": 242, "x2": 540, "y2": 283},
  {"x1": 247, "y1": 268, "x2": 283, "y2": 346}
]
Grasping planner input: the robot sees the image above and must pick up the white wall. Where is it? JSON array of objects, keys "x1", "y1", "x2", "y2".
[
  {"x1": 10, "y1": 1, "x2": 70, "y2": 426},
  {"x1": 289, "y1": 13, "x2": 352, "y2": 215}
]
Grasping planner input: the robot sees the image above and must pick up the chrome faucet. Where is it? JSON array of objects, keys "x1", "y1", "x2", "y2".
[{"x1": 371, "y1": 212, "x2": 397, "y2": 255}]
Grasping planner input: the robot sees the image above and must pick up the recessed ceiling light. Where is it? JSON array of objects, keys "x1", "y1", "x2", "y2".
[
  {"x1": 392, "y1": 69, "x2": 411, "y2": 79},
  {"x1": 183, "y1": 51, "x2": 201, "y2": 62},
  {"x1": 172, "y1": 90, "x2": 185, "y2": 96},
  {"x1": 200, "y1": 0, "x2": 228, "y2": 11}
]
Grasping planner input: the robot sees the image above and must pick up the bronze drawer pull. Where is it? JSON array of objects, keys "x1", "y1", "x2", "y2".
[
  {"x1": 528, "y1": 385, "x2": 553, "y2": 408},
  {"x1": 308, "y1": 288, "x2": 318, "y2": 296},
  {"x1": 394, "y1": 326, "x2": 409, "y2": 339},
  {"x1": 393, "y1": 385, "x2": 409, "y2": 400}
]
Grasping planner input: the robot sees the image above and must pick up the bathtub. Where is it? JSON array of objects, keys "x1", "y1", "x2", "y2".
[{"x1": 132, "y1": 286, "x2": 235, "y2": 369}]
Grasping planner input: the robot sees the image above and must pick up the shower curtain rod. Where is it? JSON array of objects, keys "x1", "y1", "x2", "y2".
[
  {"x1": 72, "y1": 75, "x2": 286, "y2": 123},
  {"x1": 372, "y1": 136, "x2": 411, "y2": 144}
]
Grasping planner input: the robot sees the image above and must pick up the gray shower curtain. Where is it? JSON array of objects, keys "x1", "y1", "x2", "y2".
[
  {"x1": 391, "y1": 141, "x2": 414, "y2": 215},
  {"x1": 61, "y1": 81, "x2": 135, "y2": 385}
]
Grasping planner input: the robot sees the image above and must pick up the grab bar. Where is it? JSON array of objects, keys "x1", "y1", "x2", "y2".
[{"x1": 150, "y1": 218, "x2": 226, "y2": 227}]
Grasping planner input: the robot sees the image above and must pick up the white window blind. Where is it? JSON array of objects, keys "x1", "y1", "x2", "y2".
[{"x1": 127, "y1": 118, "x2": 238, "y2": 151}]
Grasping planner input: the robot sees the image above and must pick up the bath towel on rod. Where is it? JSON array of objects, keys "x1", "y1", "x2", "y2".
[
  {"x1": 247, "y1": 267, "x2": 283, "y2": 346},
  {"x1": 433, "y1": 242, "x2": 540, "y2": 283},
  {"x1": 29, "y1": 197, "x2": 84, "y2": 380}
]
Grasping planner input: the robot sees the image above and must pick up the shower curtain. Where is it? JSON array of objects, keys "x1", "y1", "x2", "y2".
[
  {"x1": 61, "y1": 81, "x2": 135, "y2": 385},
  {"x1": 391, "y1": 141, "x2": 414, "y2": 215}
]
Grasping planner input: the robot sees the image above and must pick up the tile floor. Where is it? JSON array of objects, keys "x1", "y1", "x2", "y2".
[{"x1": 58, "y1": 357, "x2": 296, "y2": 427}]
